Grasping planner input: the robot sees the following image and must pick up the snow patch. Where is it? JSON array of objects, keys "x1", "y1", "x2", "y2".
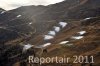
[
  {"x1": 48, "y1": 31, "x2": 56, "y2": 36},
  {"x1": 29, "y1": 22, "x2": 32, "y2": 25},
  {"x1": 23, "y1": 44, "x2": 33, "y2": 52},
  {"x1": 78, "y1": 31, "x2": 86, "y2": 35},
  {"x1": 83, "y1": 17, "x2": 91, "y2": 20},
  {"x1": 1, "y1": 11, "x2": 5, "y2": 14},
  {"x1": 42, "y1": 43, "x2": 51, "y2": 47},
  {"x1": 53, "y1": 26, "x2": 60, "y2": 32},
  {"x1": 71, "y1": 36, "x2": 84, "y2": 40},
  {"x1": 44, "y1": 35, "x2": 54, "y2": 40},
  {"x1": 16, "y1": 15, "x2": 21, "y2": 18},
  {"x1": 59, "y1": 22, "x2": 68, "y2": 28},
  {"x1": 59, "y1": 41, "x2": 69, "y2": 44}
]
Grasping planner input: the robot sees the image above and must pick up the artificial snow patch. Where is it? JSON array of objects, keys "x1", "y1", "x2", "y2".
[
  {"x1": 59, "y1": 41, "x2": 69, "y2": 44},
  {"x1": 59, "y1": 22, "x2": 68, "y2": 28},
  {"x1": 23, "y1": 44, "x2": 33, "y2": 52},
  {"x1": 16, "y1": 15, "x2": 21, "y2": 18},
  {"x1": 48, "y1": 31, "x2": 56, "y2": 36},
  {"x1": 44, "y1": 35, "x2": 54, "y2": 40},
  {"x1": 71, "y1": 36, "x2": 84, "y2": 40},
  {"x1": 53, "y1": 26, "x2": 60, "y2": 32},
  {"x1": 78, "y1": 31, "x2": 86, "y2": 35}
]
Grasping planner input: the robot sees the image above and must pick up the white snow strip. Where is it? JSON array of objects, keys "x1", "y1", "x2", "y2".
[
  {"x1": 59, "y1": 22, "x2": 68, "y2": 28},
  {"x1": 44, "y1": 35, "x2": 54, "y2": 40},
  {"x1": 83, "y1": 17, "x2": 91, "y2": 20},
  {"x1": 23, "y1": 44, "x2": 33, "y2": 52},
  {"x1": 71, "y1": 36, "x2": 84, "y2": 40},
  {"x1": 35, "y1": 43, "x2": 51, "y2": 48},
  {"x1": 29, "y1": 22, "x2": 32, "y2": 25},
  {"x1": 42, "y1": 43, "x2": 51, "y2": 47},
  {"x1": 59, "y1": 41, "x2": 69, "y2": 44},
  {"x1": 48, "y1": 31, "x2": 56, "y2": 36},
  {"x1": 53, "y1": 26, "x2": 60, "y2": 32},
  {"x1": 1, "y1": 11, "x2": 5, "y2": 14},
  {"x1": 78, "y1": 31, "x2": 86, "y2": 35},
  {"x1": 16, "y1": 15, "x2": 21, "y2": 18}
]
